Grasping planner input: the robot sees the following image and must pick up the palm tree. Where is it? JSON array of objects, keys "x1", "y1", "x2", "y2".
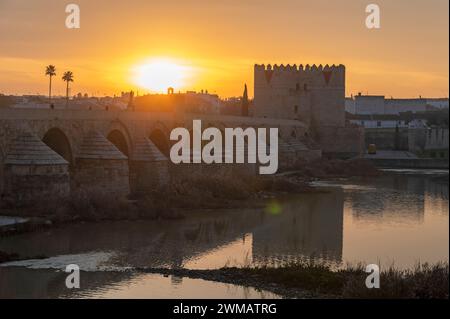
[
  {"x1": 45, "y1": 65, "x2": 56, "y2": 105},
  {"x1": 62, "y1": 71, "x2": 74, "y2": 108}
]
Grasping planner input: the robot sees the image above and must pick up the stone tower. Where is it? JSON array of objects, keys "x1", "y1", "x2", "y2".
[
  {"x1": 253, "y1": 64, "x2": 346, "y2": 128},
  {"x1": 254, "y1": 63, "x2": 364, "y2": 158}
]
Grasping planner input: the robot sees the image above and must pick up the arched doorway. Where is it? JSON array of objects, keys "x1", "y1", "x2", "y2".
[
  {"x1": 42, "y1": 128, "x2": 73, "y2": 164},
  {"x1": 149, "y1": 129, "x2": 169, "y2": 156},
  {"x1": 107, "y1": 130, "x2": 130, "y2": 157}
]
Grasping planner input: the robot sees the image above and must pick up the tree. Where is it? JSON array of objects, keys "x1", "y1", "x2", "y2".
[
  {"x1": 242, "y1": 84, "x2": 249, "y2": 116},
  {"x1": 45, "y1": 65, "x2": 56, "y2": 105},
  {"x1": 62, "y1": 71, "x2": 74, "y2": 108}
]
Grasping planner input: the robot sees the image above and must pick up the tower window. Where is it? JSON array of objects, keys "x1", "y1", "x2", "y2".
[{"x1": 294, "y1": 105, "x2": 298, "y2": 114}]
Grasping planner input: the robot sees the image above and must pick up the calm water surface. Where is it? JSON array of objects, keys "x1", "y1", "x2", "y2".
[{"x1": 0, "y1": 170, "x2": 448, "y2": 298}]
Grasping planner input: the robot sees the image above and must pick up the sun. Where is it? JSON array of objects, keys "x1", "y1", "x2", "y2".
[{"x1": 132, "y1": 59, "x2": 190, "y2": 93}]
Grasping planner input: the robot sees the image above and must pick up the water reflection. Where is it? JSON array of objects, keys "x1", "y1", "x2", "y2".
[
  {"x1": 0, "y1": 171, "x2": 448, "y2": 298},
  {"x1": 339, "y1": 173, "x2": 449, "y2": 267},
  {"x1": 0, "y1": 191, "x2": 346, "y2": 269},
  {"x1": 0, "y1": 268, "x2": 279, "y2": 299},
  {"x1": 251, "y1": 191, "x2": 343, "y2": 266}
]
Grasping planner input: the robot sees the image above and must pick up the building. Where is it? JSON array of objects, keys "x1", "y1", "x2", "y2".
[
  {"x1": 183, "y1": 90, "x2": 220, "y2": 114},
  {"x1": 347, "y1": 114, "x2": 410, "y2": 129},
  {"x1": 426, "y1": 98, "x2": 449, "y2": 110},
  {"x1": 1, "y1": 93, "x2": 129, "y2": 111},
  {"x1": 409, "y1": 125, "x2": 449, "y2": 159},
  {"x1": 133, "y1": 90, "x2": 220, "y2": 114},
  {"x1": 346, "y1": 94, "x2": 449, "y2": 115},
  {"x1": 219, "y1": 97, "x2": 243, "y2": 116},
  {"x1": 347, "y1": 106, "x2": 449, "y2": 156},
  {"x1": 253, "y1": 63, "x2": 364, "y2": 158},
  {"x1": 254, "y1": 64, "x2": 345, "y2": 127}
]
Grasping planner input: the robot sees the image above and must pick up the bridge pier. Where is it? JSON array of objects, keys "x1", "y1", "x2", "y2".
[
  {"x1": 72, "y1": 131, "x2": 130, "y2": 197},
  {"x1": 129, "y1": 137, "x2": 169, "y2": 195},
  {"x1": 1, "y1": 133, "x2": 70, "y2": 205}
]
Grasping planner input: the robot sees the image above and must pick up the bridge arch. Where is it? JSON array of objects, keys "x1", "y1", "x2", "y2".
[
  {"x1": 148, "y1": 121, "x2": 171, "y2": 157},
  {"x1": 107, "y1": 130, "x2": 130, "y2": 157},
  {"x1": 42, "y1": 128, "x2": 74, "y2": 165},
  {"x1": 106, "y1": 120, "x2": 132, "y2": 157},
  {"x1": 149, "y1": 129, "x2": 170, "y2": 157}
]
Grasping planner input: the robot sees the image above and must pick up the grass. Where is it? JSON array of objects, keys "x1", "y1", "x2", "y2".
[
  {"x1": 1, "y1": 170, "x2": 315, "y2": 223},
  {"x1": 149, "y1": 170, "x2": 313, "y2": 208},
  {"x1": 133, "y1": 260, "x2": 448, "y2": 299},
  {"x1": 223, "y1": 260, "x2": 449, "y2": 299},
  {"x1": 1, "y1": 158, "x2": 379, "y2": 223}
]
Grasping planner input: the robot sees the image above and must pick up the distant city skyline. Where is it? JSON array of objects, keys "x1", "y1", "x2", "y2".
[{"x1": 0, "y1": 0, "x2": 448, "y2": 98}]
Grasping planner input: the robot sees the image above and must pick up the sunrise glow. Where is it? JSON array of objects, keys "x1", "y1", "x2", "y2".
[{"x1": 132, "y1": 59, "x2": 191, "y2": 93}]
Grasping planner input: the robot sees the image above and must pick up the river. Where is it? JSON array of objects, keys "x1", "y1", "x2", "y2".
[{"x1": 0, "y1": 169, "x2": 448, "y2": 298}]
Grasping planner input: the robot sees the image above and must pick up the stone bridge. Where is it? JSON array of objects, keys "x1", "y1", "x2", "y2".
[{"x1": 0, "y1": 108, "x2": 314, "y2": 202}]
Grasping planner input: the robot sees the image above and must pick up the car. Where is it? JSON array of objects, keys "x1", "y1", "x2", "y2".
[{"x1": 368, "y1": 144, "x2": 377, "y2": 155}]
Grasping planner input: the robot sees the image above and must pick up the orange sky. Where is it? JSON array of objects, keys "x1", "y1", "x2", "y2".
[{"x1": 0, "y1": 0, "x2": 448, "y2": 98}]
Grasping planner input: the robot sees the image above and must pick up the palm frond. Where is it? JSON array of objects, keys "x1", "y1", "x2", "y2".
[
  {"x1": 45, "y1": 65, "x2": 56, "y2": 76},
  {"x1": 62, "y1": 71, "x2": 74, "y2": 82}
]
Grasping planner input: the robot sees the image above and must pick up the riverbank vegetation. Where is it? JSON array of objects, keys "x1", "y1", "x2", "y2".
[
  {"x1": 0, "y1": 158, "x2": 380, "y2": 227},
  {"x1": 139, "y1": 261, "x2": 449, "y2": 299},
  {"x1": 0, "y1": 171, "x2": 313, "y2": 224}
]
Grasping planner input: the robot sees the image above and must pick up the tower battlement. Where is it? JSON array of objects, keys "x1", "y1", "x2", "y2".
[
  {"x1": 254, "y1": 63, "x2": 345, "y2": 88},
  {"x1": 255, "y1": 63, "x2": 345, "y2": 72}
]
